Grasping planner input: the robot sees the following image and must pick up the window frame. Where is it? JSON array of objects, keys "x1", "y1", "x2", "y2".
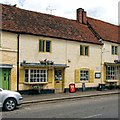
[
  {"x1": 39, "y1": 40, "x2": 52, "y2": 53},
  {"x1": 24, "y1": 69, "x2": 48, "y2": 83},
  {"x1": 39, "y1": 40, "x2": 45, "y2": 52},
  {"x1": 106, "y1": 65, "x2": 119, "y2": 80},
  {"x1": 80, "y1": 69, "x2": 90, "y2": 82},
  {"x1": 111, "y1": 45, "x2": 118, "y2": 55},
  {"x1": 80, "y1": 45, "x2": 89, "y2": 56}
]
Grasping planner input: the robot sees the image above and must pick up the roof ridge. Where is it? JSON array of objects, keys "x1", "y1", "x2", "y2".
[
  {"x1": 1, "y1": 3, "x2": 118, "y2": 44},
  {"x1": 1, "y1": 3, "x2": 77, "y2": 23}
]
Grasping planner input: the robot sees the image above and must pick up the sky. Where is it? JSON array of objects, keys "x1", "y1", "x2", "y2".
[{"x1": 0, "y1": 0, "x2": 119, "y2": 25}]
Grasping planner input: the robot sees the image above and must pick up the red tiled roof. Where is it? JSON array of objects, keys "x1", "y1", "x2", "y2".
[
  {"x1": 88, "y1": 17, "x2": 119, "y2": 44},
  {"x1": 1, "y1": 4, "x2": 101, "y2": 45}
]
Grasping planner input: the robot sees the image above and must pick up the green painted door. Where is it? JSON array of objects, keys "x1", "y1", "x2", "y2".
[{"x1": 2, "y1": 69, "x2": 10, "y2": 90}]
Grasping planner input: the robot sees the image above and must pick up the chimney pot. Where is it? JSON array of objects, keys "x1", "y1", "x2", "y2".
[{"x1": 77, "y1": 8, "x2": 87, "y2": 24}]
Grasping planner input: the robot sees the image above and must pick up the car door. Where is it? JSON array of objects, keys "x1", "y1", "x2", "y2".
[{"x1": 0, "y1": 88, "x2": 3, "y2": 108}]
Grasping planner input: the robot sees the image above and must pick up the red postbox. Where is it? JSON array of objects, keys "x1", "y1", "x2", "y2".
[{"x1": 69, "y1": 84, "x2": 76, "y2": 93}]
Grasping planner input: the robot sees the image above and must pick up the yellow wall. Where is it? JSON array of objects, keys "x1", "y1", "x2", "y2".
[
  {"x1": 102, "y1": 41, "x2": 119, "y2": 84},
  {"x1": 65, "y1": 41, "x2": 102, "y2": 88},
  {"x1": 102, "y1": 41, "x2": 119, "y2": 63},
  {"x1": 19, "y1": 34, "x2": 102, "y2": 89},
  {"x1": 0, "y1": 32, "x2": 17, "y2": 91}
]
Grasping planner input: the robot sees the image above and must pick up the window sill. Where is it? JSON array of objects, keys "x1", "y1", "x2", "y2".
[
  {"x1": 105, "y1": 80, "x2": 118, "y2": 83},
  {"x1": 80, "y1": 55, "x2": 89, "y2": 57},
  {"x1": 24, "y1": 82, "x2": 48, "y2": 85},
  {"x1": 80, "y1": 81, "x2": 89, "y2": 83}
]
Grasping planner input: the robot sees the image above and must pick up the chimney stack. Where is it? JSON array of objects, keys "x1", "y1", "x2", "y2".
[{"x1": 77, "y1": 8, "x2": 87, "y2": 24}]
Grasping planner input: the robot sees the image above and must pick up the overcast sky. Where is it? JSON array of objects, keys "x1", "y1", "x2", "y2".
[{"x1": 0, "y1": 0, "x2": 119, "y2": 25}]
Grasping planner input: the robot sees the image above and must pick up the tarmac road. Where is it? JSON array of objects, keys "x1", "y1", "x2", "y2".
[{"x1": 2, "y1": 94, "x2": 119, "y2": 119}]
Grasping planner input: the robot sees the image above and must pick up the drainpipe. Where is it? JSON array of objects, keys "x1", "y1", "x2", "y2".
[
  {"x1": 100, "y1": 46, "x2": 103, "y2": 84},
  {"x1": 17, "y1": 34, "x2": 20, "y2": 91}
]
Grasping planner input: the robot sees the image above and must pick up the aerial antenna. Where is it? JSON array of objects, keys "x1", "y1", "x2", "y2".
[{"x1": 46, "y1": 5, "x2": 56, "y2": 14}]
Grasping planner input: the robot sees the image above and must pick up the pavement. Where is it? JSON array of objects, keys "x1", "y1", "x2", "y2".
[{"x1": 22, "y1": 89, "x2": 120, "y2": 105}]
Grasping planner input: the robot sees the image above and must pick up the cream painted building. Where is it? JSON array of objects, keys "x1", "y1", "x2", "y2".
[
  {"x1": 19, "y1": 34, "x2": 102, "y2": 93},
  {"x1": 0, "y1": 4, "x2": 119, "y2": 93},
  {"x1": 0, "y1": 31, "x2": 17, "y2": 90}
]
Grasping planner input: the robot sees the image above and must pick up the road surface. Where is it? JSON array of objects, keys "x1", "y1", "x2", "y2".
[{"x1": 2, "y1": 94, "x2": 119, "y2": 118}]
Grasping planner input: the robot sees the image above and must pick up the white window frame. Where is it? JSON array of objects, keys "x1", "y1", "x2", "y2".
[{"x1": 25, "y1": 69, "x2": 48, "y2": 83}]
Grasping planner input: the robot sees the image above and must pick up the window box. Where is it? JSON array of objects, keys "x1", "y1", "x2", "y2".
[{"x1": 40, "y1": 60, "x2": 54, "y2": 65}]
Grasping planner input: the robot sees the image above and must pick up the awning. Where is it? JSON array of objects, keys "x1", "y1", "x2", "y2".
[
  {"x1": 104, "y1": 62, "x2": 120, "y2": 66},
  {"x1": 0, "y1": 64, "x2": 13, "y2": 69},
  {"x1": 20, "y1": 62, "x2": 69, "y2": 68}
]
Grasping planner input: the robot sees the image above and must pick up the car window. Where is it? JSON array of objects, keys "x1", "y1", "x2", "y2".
[{"x1": 0, "y1": 88, "x2": 2, "y2": 91}]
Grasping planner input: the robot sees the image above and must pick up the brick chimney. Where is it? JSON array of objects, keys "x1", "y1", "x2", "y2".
[{"x1": 77, "y1": 8, "x2": 87, "y2": 24}]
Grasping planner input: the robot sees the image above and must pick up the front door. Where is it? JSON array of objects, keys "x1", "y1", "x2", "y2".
[
  {"x1": 54, "y1": 69, "x2": 64, "y2": 93},
  {"x1": 0, "y1": 69, "x2": 10, "y2": 90}
]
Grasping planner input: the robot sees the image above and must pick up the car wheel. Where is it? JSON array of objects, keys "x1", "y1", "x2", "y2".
[{"x1": 3, "y1": 98, "x2": 17, "y2": 111}]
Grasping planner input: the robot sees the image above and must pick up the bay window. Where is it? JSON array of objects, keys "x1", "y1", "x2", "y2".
[
  {"x1": 25, "y1": 69, "x2": 48, "y2": 83},
  {"x1": 106, "y1": 66, "x2": 119, "y2": 80}
]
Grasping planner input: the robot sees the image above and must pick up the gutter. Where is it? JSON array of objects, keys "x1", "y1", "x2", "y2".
[{"x1": 1, "y1": 30, "x2": 102, "y2": 45}]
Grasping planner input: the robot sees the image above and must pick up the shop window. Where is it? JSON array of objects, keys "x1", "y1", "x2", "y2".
[
  {"x1": 106, "y1": 66, "x2": 119, "y2": 80},
  {"x1": 25, "y1": 69, "x2": 48, "y2": 83},
  {"x1": 25, "y1": 69, "x2": 29, "y2": 82}
]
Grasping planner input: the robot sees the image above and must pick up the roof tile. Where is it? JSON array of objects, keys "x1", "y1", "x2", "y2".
[
  {"x1": 1, "y1": 4, "x2": 101, "y2": 44},
  {"x1": 88, "y1": 17, "x2": 119, "y2": 44},
  {"x1": 1, "y1": 4, "x2": 119, "y2": 44}
]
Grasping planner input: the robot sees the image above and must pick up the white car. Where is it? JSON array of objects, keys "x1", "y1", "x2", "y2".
[{"x1": 0, "y1": 88, "x2": 23, "y2": 111}]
